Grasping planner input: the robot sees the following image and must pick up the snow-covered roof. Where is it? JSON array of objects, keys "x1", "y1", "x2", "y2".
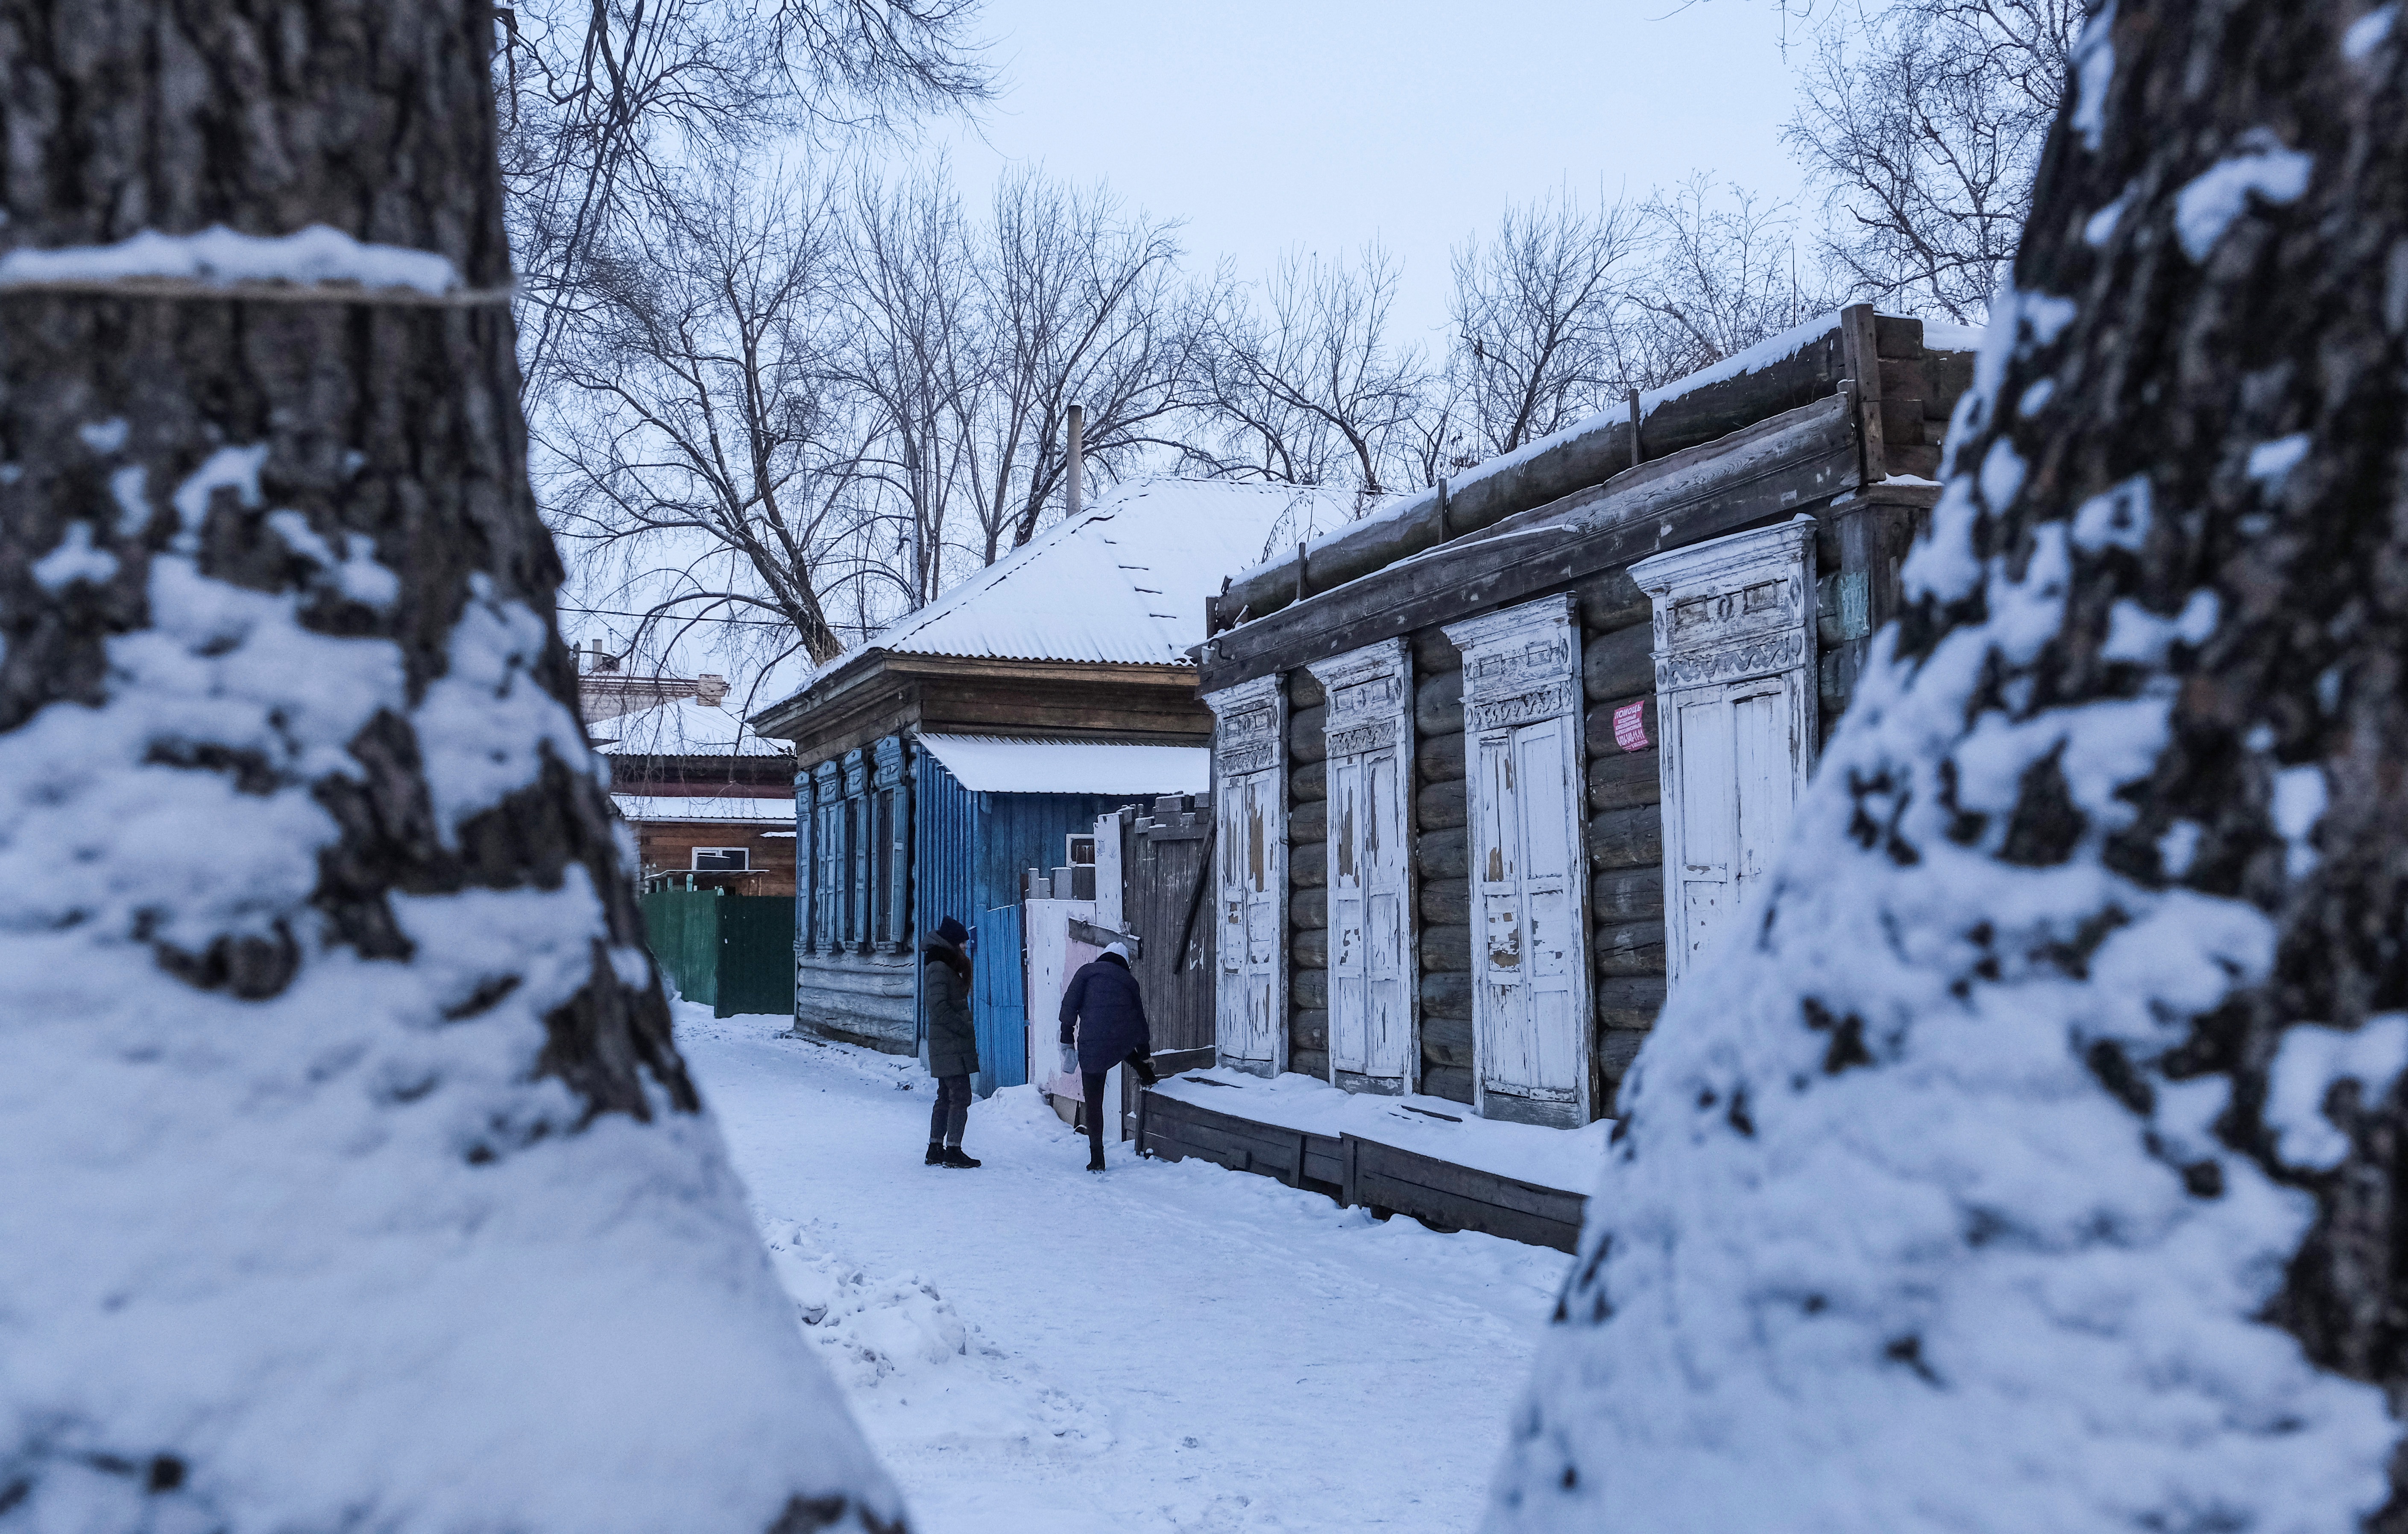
[
  {"x1": 1221, "y1": 312, "x2": 1852, "y2": 594},
  {"x1": 817, "y1": 479, "x2": 1350, "y2": 672},
  {"x1": 595, "y1": 694, "x2": 788, "y2": 758},
  {"x1": 611, "y1": 793, "x2": 794, "y2": 824},
  {"x1": 914, "y1": 735, "x2": 1209, "y2": 797}
]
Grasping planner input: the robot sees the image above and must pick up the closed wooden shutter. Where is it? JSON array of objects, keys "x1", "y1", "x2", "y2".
[
  {"x1": 1309, "y1": 639, "x2": 1415, "y2": 1094},
  {"x1": 1204, "y1": 674, "x2": 1286, "y2": 1077},
  {"x1": 1445, "y1": 596, "x2": 1592, "y2": 1127},
  {"x1": 1632, "y1": 519, "x2": 1819, "y2": 991}
]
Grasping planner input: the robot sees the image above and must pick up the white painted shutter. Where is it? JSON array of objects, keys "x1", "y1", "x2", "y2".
[
  {"x1": 1474, "y1": 732, "x2": 1529, "y2": 1092},
  {"x1": 1359, "y1": 748, "x2": 1410, "y2": 1082},
  {"x1": 1446, "y1": 597, "x2": 1592, "y2": 1127},
  {"x1": 1204, "y1": 675, "x2": 1287, "y2": 1076},
  {"x1": 1329, "y1": 753, "x2": 1365, "y2": 1073},
  {"x1": 1241, "y1": 770, "x2": 1282, "y2": 1061},
  {"x1": 1632, "y1": 519, "x2": 1819, "y2": 992},
  {"x1": 1308, "y1": 639, "x2": 1415, "y2": 1093},
  {"x1": 1515, "y1": 717, "x2": 1582, "y2": 1101}
]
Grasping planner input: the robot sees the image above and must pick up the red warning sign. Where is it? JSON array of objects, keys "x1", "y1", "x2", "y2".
[{"x1": 1612, "y1": 699, "x2": 1649, "y2": 752}]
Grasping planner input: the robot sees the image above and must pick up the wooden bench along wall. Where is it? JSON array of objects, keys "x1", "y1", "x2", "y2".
[{"x1": 1136, "y1": 1088, "x2": 1587, "y2": 1254}]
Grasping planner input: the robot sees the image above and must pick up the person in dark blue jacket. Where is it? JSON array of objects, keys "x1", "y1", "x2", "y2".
[{"x1": 1058, "y1": 940, "x2": 1158, "y2": 1171}]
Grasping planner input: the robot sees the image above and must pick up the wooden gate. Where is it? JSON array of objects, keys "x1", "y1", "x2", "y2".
[
  {"x1": 641, "y1": 887, "x2": 795, "y2": 1019},
  {"x1": 1116, "y1": 795, "x2": 1216, "y2": 1060},
  {"x1": 972, "y1": 902, "x2": 1027, "y2": 1095}
]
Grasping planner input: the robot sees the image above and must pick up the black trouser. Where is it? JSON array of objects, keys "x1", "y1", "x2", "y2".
[
  {"x1": 930, "y1": 1074, "x2": 972, "y2": 1148},
  {"x1": 1081, "y1": 1070, "x2": 1110, "y2": 1155}
]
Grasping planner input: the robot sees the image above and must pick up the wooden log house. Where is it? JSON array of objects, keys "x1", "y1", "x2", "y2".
[
  {"x1": 583, "y1": 659, "x2": 800, "y2": 896},
  {"x1": 749, "y1": 479, "x2": 1348, "y2": 1063},
  {"x1": 1194, "y1": 306, "x2": 1976, "y2": 1128}
]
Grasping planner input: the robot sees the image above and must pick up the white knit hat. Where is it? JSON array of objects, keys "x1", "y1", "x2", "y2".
[{"x1": 1103, "y1": 940, "x2": 1131, "y2": 961}]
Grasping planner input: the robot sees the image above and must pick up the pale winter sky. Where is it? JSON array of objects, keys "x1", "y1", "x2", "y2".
[{"x1": 924, "y1": 0, "x2": 1816, "y2": 345}]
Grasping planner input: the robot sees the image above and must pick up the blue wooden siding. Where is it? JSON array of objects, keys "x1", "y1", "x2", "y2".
[
  {"x1": 911, "y1": 745, "x2": 1109, "y2": 1095},
  {"x1": 976, "y1": 791, "x2": 1108, "y2": 909},
  {"x1": 972, "y1": 901, "x2": 1026, "y2": 1097},
  {"x1": 914, "y1": 751, "x2": 978, "y2": 1068}
]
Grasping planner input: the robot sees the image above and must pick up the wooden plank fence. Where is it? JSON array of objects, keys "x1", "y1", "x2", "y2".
[{"x1": 1137, "y1": 1086, "x2": 1587, "y2": 1253}]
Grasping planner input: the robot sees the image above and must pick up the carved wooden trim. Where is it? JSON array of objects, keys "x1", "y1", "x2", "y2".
[
  {"x1": 1202, "y1": 674, "x2": 1288, "y2": 1077},
  {"x1": 1304, "y1": 638, "x2": 1418, "y2": 1094},
  {"x1": 1631, "y1": 516, "x2": 1819, "y2": 989},
  {"x1": 1442, "y1": 595, "x2": 1594, "y2": 1127}
]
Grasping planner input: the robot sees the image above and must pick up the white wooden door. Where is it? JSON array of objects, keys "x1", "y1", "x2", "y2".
[
  {"x1": 1474, "y1": 714, "x2": 1584, "y2": 1108},
  {"x1": 1328, "y1": 745, "x2": 1412, "y2": 1084},
  {"x1": 1216, "y1": 768, "x2": 1283, "y2": 1070}
]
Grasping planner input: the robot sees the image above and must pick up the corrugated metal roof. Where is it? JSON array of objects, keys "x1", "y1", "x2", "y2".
[
  {"x1": 914, "y1": 735, "x2": 1209, "y2": 797},
  {"x1": 820, "y1": 479, "x2": 1351, "y2": 671}
]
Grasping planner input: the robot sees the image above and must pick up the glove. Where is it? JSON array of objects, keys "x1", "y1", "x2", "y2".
[
  {"x1": 1130, "y1": 1052, "x2": 1159, "y2": 1087},
  {"x1": 1057, "y1": 1042, "x2": 1078, "y2": 1079}
]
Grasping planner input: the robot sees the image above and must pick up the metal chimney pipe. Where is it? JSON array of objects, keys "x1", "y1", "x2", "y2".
[{"x1": 1066, "y1": 403, "x2": 1085, "y2": 518}]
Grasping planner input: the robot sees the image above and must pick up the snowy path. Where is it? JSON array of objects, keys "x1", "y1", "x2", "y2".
[{"x1": 680, "y1": 1007, "x2": 1569, "y2": 1534}]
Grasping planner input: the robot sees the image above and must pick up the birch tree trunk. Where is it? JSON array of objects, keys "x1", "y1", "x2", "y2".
[
  {"x1": 0, "y1": 4, "x2": 897, "y2": 1529},
  {"x1": 1491, "y1": 1, "x2": 2408, "y2": 1527}
]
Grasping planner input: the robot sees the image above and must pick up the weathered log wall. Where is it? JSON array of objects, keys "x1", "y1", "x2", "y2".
[
  {"x1": 1252, "y1": 315, "x2": 1969, "y2": 1118},
  {"x1": 1574, "y1": 569, "x2": 1667, "y2": 1097},
  {"x1": 1411, "y1": 632, "x2": 1473, "y2": 1101},
  {"x1": 1286, "y1": 669, "x2": 1329, "y2": 1079}
]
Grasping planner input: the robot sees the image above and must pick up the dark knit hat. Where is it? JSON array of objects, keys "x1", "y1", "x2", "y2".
[{"x1": 935, "y1": 916, "x2": 970, "y2": 947}]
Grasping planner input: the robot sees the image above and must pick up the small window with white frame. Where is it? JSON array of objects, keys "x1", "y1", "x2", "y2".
[
  {"x1": 692, "y1": 846, "x2": 750, "y2": 872},
  {"x1": 1066, "y1": 834, "x2": 1096, "y2": 866}
]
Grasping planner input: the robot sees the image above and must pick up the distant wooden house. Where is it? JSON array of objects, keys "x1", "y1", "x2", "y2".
[
  {"x1": 750, "y1": 479, "x2": 1346, "y2": 1073},
  {"x1": 1182, "y1": 305, "x2": 1976, "y2": 1134},
  {"x1": 582, "y1": 659, "x2": 797, "y2": 896}
]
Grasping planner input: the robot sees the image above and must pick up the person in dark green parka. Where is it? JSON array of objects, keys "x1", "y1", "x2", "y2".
[{"x1": 923, "y1": 916, "x2": 980, "y2": 1168}]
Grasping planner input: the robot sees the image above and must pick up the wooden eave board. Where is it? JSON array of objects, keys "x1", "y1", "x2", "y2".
[
  {"x1": 752, "y1": 650, "x2": 1201, "y2": 741},
  {"x1": 1199, "y1": 392, "x2": 1861, "y2": 693}
]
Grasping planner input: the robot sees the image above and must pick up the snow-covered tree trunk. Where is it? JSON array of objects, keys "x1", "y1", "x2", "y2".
[
  {"x1": 0, "y1": 4, "x2": 898, "y2": 1529},
  {"x1": 1491, "y1": 2, "x2": 2408, "y2": 1527}
]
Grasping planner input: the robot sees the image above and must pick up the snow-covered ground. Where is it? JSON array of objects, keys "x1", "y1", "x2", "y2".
[{"x1": 678, "y1": 1004, "x2": 1571, "y2": 1533}]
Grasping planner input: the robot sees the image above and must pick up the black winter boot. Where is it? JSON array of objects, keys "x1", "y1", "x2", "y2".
[
  {"x1": 1087, "y1": 1148, "x2": 1107, "y2": 1173},
  {"x1": 940, "y1": 1146, "x2": 982, "y2": 1169},
  {"x1": 925, "y1": 1140, "x2": 944, "y2": 1166}
]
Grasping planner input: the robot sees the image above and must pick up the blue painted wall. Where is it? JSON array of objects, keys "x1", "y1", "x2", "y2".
[{"x1": 911, "y1": 747, "x2": 1107, "y2": 1095}]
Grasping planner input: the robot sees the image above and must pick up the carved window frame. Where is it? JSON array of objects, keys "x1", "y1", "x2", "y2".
[
  {"x1": 841, "y1": 747, "x2": 873, "y2": 949},
  {"x1": 1203, "y1": 673, "x2": 1287, "y2": 1077},
  {"x1": 873, "y1": 734, "x2": 911, "y2": 952},
  {"x1": 809, "y1": 760, "x2": 843, "y2": 952},
  {"x1": 1444, "y1": 594, "x2": 1594, "y2": 1127},
  {"x1": 1630, "y1": 515, "x2": 1820, "y2": 990},
  {"x1": 1304, "y1": 638, "x2": 1418, "y2": 1095}
]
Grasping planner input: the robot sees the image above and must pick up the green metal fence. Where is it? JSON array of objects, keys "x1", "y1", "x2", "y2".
[{"x1": 640, "y1": 886, "x2": 796, "y2": 1019}]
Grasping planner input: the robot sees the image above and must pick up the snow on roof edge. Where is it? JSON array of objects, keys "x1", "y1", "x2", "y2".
[
  {"x1": 1222, "y1": 310, "x2": 1847, "y2": 593},
  {"x1": 914, "y1": 734, "x2": 1209, "y2": 797}
]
